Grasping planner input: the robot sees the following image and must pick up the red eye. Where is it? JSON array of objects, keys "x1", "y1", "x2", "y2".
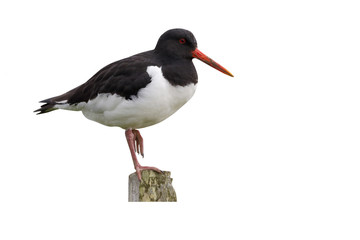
[{"x1": 179, "y1": 38, "x2": 186, "y2": 44}]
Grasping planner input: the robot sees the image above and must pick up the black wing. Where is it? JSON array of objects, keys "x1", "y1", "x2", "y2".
[{"x1": 35, "y1": 50, "x2": 159, "y2": 114}]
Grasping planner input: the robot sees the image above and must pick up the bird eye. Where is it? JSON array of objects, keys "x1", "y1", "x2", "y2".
[{"x1": 179, "y1": 38, "x2": 186, "y2": 44}]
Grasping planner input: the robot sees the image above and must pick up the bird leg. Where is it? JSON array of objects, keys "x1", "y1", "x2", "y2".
[
  {"x1": 125, "y1": 129, "x2": 162, "y2": 181},
  {"x1": 132, "y1": 129, "x2": 144, "y2": 157}
]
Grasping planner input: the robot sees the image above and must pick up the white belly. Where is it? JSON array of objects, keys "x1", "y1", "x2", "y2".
[{"x1": 80, "y1": 66, "x2": 196, "y2": 129}]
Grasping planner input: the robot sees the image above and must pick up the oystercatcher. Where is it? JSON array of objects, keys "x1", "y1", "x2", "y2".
[{"x1": 35, "y1": 28, "x2": 233, "y2": 180}]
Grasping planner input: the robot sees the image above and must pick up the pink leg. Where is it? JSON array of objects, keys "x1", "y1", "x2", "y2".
[
  {"x1": 132, "y1": 129, "x2": 144, "y2": 157},
  {"x1": 125, "y1": 129, "x2": 162, "y2": 180}
]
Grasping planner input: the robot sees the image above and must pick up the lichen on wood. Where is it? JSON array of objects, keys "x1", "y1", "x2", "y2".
[{"x1": 128, "y1": 170, "x2": 177, "y2": 202}]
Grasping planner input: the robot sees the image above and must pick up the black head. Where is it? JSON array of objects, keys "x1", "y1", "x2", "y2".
[
  {"x1": 155, "y1": 28, "x2": 234, "y2": 77},
  {"x1": 155, "y1": 28, "x2": 198, "y2": 60}
]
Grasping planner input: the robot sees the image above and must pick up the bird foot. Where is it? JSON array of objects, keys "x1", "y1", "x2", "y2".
[
  {"x1": 135, "y1": 165, "x2": 163, "y2": 181},
  {"x1": 125, "y1": 129, "x2": 162, "y2": 181}
]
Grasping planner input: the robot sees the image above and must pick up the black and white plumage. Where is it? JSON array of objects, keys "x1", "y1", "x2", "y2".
[{"x1": 35, "y1": 28, "x2": 233, "y2": 180}]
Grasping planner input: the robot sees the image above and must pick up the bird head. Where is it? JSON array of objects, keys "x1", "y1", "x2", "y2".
[{"x1": 155, "y1": 28, "x2": 233, "y2": 77}]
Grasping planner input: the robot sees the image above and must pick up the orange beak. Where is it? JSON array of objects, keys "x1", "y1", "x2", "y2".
[{"x1": 192, "y1": 48, "x2": 234, "y2": 77}]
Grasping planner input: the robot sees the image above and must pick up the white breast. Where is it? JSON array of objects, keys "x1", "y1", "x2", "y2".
[{"x1": 79, "y1": 66, "x2": 196, "y2": 129}]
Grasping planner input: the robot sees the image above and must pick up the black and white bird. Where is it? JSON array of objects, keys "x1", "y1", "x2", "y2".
[{"x1": 35, "y1": 28, "x2": 233, "y2": 180}]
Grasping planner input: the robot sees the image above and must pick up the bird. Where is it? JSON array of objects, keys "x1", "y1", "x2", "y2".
[{"x1": 35, "y1": 28, "x2": 233, "y2": 180}]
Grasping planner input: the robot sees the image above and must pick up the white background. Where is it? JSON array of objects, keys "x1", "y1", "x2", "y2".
[{"x1": 1, "y1": 0, "x2": 359, "y2": 239}]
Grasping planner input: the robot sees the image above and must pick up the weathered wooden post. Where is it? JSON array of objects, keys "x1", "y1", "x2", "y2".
[{"x1": 128, "y1": 170, "x2": 177, "y2": 202}]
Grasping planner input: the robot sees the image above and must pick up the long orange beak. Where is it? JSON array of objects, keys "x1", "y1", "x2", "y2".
[{"x1": 192, "y1": 48, "x2": 234, "y2": 77}]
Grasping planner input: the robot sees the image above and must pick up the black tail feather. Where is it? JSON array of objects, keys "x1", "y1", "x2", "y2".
[
  {"x1": 34, "y1": 99, "x2": 58, "y2": 114},
  {"x1": 35, "y1": 86, "x2": 80, "y2": 115}
]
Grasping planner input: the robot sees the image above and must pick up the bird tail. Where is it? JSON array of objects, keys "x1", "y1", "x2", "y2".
[
  {"x1": 34, "y1": 99, "x2": 57, "y2": 114},
  {"x1": 35, "y1": 85, "x2": 82, "y2": 114},
  {"x1": 34, "y1": 97, "x2": 61, "y2": 114},
  {"x1": 34, "y1": 91, "x2": 73, "y2": 115}
]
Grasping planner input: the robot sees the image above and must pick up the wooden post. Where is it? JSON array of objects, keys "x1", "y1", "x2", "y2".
[{"x1": 128, "y1": 170, "x2": 177, "y2": 202}]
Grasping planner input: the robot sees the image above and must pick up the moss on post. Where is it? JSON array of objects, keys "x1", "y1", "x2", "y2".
[{"x1": 128, "y1": 170, "x2": 177, "y2": 202}]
